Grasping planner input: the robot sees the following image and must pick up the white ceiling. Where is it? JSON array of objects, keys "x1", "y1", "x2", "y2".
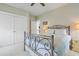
[{"x1": 7, "y1": 3, "x2": 67, "y2": 16}]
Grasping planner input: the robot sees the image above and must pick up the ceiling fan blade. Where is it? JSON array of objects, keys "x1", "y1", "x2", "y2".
[
  {"x1": 40, "y1": 3, "x2": 45, "y2": 6},
  {"x1": 31, "y1": 3, "x2": 35, "y2": 6}
]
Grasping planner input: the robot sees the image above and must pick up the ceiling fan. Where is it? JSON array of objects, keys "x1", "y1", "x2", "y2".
[{"x1": 30, "y1": 3, "x2": 45, "y2": 6}]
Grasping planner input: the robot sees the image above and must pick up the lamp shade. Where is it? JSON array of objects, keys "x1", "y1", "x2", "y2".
[
  {"x1": 42, "y1": 21, "x2": 48, "y2": 33},
  {"x1": 43, "y1": 25, "x2": 48, "y2": 32},
  {"x1": 71, "y1": 23, "x2": 79, "y2": 30}
]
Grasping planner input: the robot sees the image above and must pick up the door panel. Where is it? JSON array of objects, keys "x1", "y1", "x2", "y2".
[
  {"x1": 0, "y1": 12, "x2": 27, "y2": 55},
  {"x1": 14, "y1": 15, "x2": 26, "y2": 43},
  {"x1": 0, "y1": 13, "x2": 13, "y2": 46}
]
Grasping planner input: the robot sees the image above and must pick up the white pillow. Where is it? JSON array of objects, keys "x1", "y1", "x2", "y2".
[{"x1": 55, "y1": 29, "x2": 67, "y2": 35}]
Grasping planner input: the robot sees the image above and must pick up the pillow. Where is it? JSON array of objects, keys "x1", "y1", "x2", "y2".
[
  {"x1": 55, "y1": 29, "x2": 67, "y2": 35},
  {"x1": 71, "y1": 40, "x2": 79, "y2": 52}
]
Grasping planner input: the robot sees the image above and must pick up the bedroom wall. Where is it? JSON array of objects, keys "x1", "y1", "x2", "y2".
[{"x1": 37, "y1": 3, "x2": 79, "y2": 40}]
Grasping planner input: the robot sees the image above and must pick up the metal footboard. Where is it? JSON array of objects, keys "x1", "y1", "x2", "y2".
[{"x1": 24, "y1": 32, "x2": 54, "y2": 56}]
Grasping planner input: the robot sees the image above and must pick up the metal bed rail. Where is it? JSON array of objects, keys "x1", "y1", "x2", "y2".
[{"x1": 24, "y1": 32, "x2": 54, "y2": 56}]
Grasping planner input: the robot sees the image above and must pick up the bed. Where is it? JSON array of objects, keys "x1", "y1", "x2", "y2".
[
  {"x1": 24, "y1": 25, "x2": 72, "y2": 56},
  {"x1": 48, "y1": 25, "x2": 71, "y2": 56},
  {"x1": 24, "y1": 34, "x2": 54, "y2": 56}
]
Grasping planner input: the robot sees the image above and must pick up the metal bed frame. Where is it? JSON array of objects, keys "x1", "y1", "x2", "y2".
[
  {"x1": 24, "y1": 33, "x2": 54, "y2": 56},
  {"x1": 24, "y1": 25, "x2": 70, "y2": 56},
  {"x1": 48, "y1": 25, "x2": 70, "y2": 35}
]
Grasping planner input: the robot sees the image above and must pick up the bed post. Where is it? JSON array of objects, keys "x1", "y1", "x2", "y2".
[
  {"x1": 35, "y1": 37, "x2": 37, "y2": 51},
  {"x1": 51, "y1": 35, "x2": 54, "y2": 56},
  {"x1": 68, "y1": 26, "x2": 70, "y2": 35},
  {"x1": 24, "y1": 31, "x2": 26, "y2": 51}
]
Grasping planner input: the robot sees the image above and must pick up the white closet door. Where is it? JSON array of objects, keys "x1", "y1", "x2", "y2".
[
  {"x1": 0, "y1": 13, "x2": 13, "y2": 46},
  {"x1": 14, "y1": 15, "x2": 26, "y2": 43}
]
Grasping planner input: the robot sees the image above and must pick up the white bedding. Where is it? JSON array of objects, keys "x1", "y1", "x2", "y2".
[
  {"x1": 25, "y1": 38, "x2": 53, "y2": 56},
  {"x1": 65, "y1": 50, "x2": 79, "y2": 56},
  {"x1": 26, "y1": 38, "x2": 79, "y2": 56},
  {"x1": 25, "y1": 34, "x2": 72, "y2": 56},
  {"x1": 54, "y1": 34, "x2": 71, "y2": 56},
  {"x1": 54, "y1": 50, "x2": 79, "y2": 56},
  {"x1": 25, "y1": 35, "x2": 71, "y2": 56}
]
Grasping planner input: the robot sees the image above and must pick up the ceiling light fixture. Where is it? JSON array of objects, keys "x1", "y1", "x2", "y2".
[{"x1": 30, "y1": 3, "x2": 45, "y2": 6}]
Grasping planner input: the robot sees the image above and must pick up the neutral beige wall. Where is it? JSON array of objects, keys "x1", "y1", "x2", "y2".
[{"x1": 37, "y1": 4, "x2": 79, "y2": 37}]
